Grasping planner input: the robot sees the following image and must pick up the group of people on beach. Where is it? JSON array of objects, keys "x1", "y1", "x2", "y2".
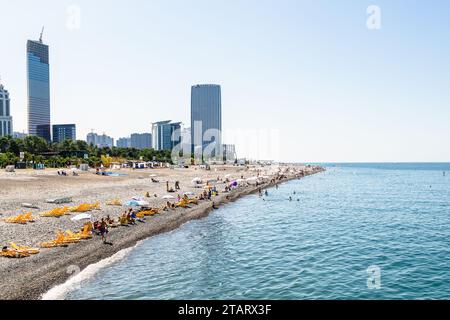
[{"x1": 91, "y1": 209, "x2": 146, "y2": 243}]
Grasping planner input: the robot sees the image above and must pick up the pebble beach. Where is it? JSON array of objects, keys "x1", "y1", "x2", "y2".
[{"x1": 0, "y1": 164, "x2": 323, "y2": 300}]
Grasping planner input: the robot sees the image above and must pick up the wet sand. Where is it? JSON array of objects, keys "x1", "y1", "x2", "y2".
[{"x1": 0, "y1": 164, "x2": 323, "y2": 300}]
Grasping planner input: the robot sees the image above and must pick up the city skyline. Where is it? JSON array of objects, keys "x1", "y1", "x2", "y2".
[{"x1": 1, "y1": 1, "x2": 450, "y2": 162}]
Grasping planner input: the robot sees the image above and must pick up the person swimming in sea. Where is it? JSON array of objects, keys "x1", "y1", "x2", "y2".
[{"x1": 289, "y1": 196, "x2": 292, "y2": 201}]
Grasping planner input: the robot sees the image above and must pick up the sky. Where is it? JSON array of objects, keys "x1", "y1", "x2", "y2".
[{"x1": 1, "y1": 0, "x2": 449, "y2": 162}]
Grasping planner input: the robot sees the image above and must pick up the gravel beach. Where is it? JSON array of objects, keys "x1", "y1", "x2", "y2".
[{"x1": 0, "y1": 164, "x2": 323, "y2": 300}]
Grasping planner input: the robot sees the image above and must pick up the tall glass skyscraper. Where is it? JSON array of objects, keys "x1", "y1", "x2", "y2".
[
  {"x1": 0, "y1": 83, "x2": 13, "y2": 137},
  {"x1": 190, "y1": 84, "x2": 222, "y2": 157},
  {"x1": 27, "y1": 38, "x2": 51, "y2": 141}
]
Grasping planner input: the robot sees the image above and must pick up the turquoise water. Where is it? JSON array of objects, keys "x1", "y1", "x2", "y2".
[{"x1": 66, "y1": 164, "x2": 450, "y2": 300}]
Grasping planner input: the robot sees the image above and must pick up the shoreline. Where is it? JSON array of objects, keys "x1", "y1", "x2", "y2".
[{"x1": 0, "y1": 166, "x2": 324, "y2": 300}]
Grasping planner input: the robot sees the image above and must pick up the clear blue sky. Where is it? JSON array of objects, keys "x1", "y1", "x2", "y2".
[{"x1": 1, "y1": 0, "x2": 449, "y2": 162}]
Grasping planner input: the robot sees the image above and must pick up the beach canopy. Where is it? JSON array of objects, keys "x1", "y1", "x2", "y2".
[
  {"x1": 162, "y1": 195, "x2": 175, "y2": 199},
  {"x1": 71, "y1": 213, "x2": 92, "y2": 221},
  {"x1": 125, "y1": 200, "x2": 150, "y2": 207},
  {"x1": 192, "y1": 177, "x2": 202, "y2": 183}
]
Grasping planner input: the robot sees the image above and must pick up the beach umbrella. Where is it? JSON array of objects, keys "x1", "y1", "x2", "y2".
[
  {"x1": 149, "y1": 174, "x2": 158, "y2": 177},
  {"x1": 183, "y1": 191, "x2": 195, "y2": 196},
  {"x1": 225, "y1": 174, "x2": 233, "y2": 178},
  {"x1": 71, "y1": 213, "x2": 92, "y2": 221},
  {"x1": 125, "y1": 200, "x2": 150, "y2": 207},
  {"x1": 162, "y1": 195, "x2": 175, "y2": 199},
  {"x1": 192, "y1": 177, "x2": 202, "y2": 183}
]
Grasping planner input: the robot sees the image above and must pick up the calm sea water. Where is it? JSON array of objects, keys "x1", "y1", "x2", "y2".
[{"x1": 65, "y1": 163, "x2": 450, "y2": 300}]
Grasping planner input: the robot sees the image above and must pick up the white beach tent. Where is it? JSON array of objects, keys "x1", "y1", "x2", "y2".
[
  {"x1": 71, "y1": 213, "x2": 92, "y2": 221},
  {"x1": 162, "y1": 195, "x2": 175, "y2": 199}
]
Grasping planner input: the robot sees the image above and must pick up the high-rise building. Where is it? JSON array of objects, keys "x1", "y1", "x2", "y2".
[
  {"x1": 86, "y1": 132, "x2": 114, "y2": 148},
  {"x1": 152, "y1": 121, "x2": 181, "y2": 151},
  {"x1": 131, "y1": 133, "x2": 152, "y2": 150},
  {"x1": 52, "y1": 124, "x2": 76, "y2": 143},
  {"x1": 27, "y1": 35, "x2": 51, "y2": 141},
  {"x1": 0, "y1": 83, "x2": 13, "y2": 137},
  {"x1": 191, "y1": 84, "x2": 222, "y2": 157},
  {"x1": 222, "y1": 144, "x2": 237, "y2": 162},
  {"x1": 116, "y1": 137, "x2": 131, "y2": 148}
]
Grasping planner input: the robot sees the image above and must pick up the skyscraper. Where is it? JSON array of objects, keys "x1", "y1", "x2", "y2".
[
  {"x1": 27, "y1": 32, "x2": 51, "y2": 141},
  {"x1": 152, "y1": 121, "x2": 181, "y2": 151},
  {"x1": 130, "y1": 133, "x2": 152, "y2": 150},
  {"x1": 86, "y1": 132, "x2": 114, "y2": 148},
  {"x1": 116, "y1": 137, "x2": 131, "y2": 148},
  {"x1": 0, "y1": 82, "x2": 13, "y2": 137},
  {"x1": 190, "y1": 84, "x2": 222, "y2": 157},
  {"x1": 52, "y1": 124, "x2": 76, "y2": 143}
]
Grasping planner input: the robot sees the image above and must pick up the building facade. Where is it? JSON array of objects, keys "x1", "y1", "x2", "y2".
[
  {"x1": 27, "y1": 39, "x2": 51, "y2": 141},
  {"x1": 152, "y1": 121, "x2": 181, "y2": 151},
  {"x1": 116, "y1": 137, "x2": 131, "y2": 148},
  {"x1": 86, "y1": 132, "x2": 114, "y2": 148},
  {"x1": 222, "y1": 144, "x2": 237, "y2": 162},
  {"x1": 191, "y1": 84, "x2": 222, "y2": 157},
  {"x1": 0, "y1": 83, "x2": 12, "y2": 137},
  {"x1": 131, "y1": 133, "x2": 152, "y2": 150},
  {"x1": 52, "y1": 124, "x2": 76, "y2": 143}
]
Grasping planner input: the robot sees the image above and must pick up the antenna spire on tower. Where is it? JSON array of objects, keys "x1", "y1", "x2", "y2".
[{"x1": 39, "y1": 26, "x2": 45, "y2": 43}]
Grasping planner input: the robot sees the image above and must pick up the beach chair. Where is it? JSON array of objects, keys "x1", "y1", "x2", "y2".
[
  {"x1": 0, "y1": 248, "x2": 30, "y2": 258},
  {"x1": 40, "y1": 232, "x2": 72, "y2": 248},
  {"x1": 176, "y1": 200, "x2": 190, "y2": 208},
  {"x1": 3, "y1": 212, "x2": 36, "y2": 224},
  {"x1": 70, "y1": 202, "x2": 101, "y2": 213},
  {"x1": 10, "y1": 243, "x2": 40, "y2": 255},
  {"x1": 41, "y1": 207, "x2": 70, "y2": 217},
  {"x1": 106, "y1": 199, "x2": 122, "y2": 206}
]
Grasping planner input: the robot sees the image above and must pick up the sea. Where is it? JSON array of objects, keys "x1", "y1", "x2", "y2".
[{"x1": 49, "y1": 163, "x2": 450, "y2": 300}]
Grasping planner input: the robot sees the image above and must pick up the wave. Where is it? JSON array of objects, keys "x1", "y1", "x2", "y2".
[{"x1": 41, "y1": 241, "x2": 143, "y2": 300}]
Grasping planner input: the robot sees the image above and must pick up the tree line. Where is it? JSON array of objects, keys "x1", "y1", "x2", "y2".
[{"x1": 0, "y1": 135, "x2": 173, "y2": 168}]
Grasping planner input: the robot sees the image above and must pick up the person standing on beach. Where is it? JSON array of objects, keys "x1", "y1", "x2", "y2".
[{"x1": 99, "y1": 218, "x2": 108, "y2": 243}]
